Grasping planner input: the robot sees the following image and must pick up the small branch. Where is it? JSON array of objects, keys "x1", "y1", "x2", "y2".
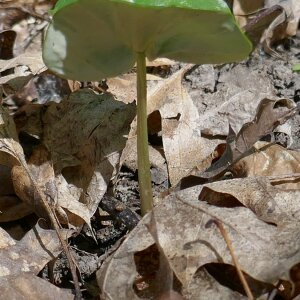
[{"x1": 214, "y1": 220, "x2": 254, "y2": 300}]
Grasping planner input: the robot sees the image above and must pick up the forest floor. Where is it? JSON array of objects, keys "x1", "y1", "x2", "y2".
[{"x1": 0, "y1": 1, "x2": 300, "y2": 300}]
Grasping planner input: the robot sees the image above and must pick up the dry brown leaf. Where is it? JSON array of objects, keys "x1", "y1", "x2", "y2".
[
  {"x1": 146, "y1": 58, "x2": 176, "y2": 67},
  {"x1": 3, "y1": 89, "x2": 135, "y2": 226},
  {"x1": 123, "y1": 57, "x2": 281, "y2": 187},
  {"x1": 198, "y1": 65, "x2": 277, "y2": 137},
  {"x1": 0, "y1": 224, "x2": 72, "y2": 299},
  {"x1": 42, "y1": 89, "x2": 136, "y2": 217},
  {"x1": 0, "y1": 223, "x2": 67, "y2": 278},
  {"x1": 123, "y1": 67, "x2": 221, "y2": 186},
  {"x1": 0, "y1": 105, "x2": 26, "y2": 166},
  {"x1": 199, "y1": 176, "x2": 300, "y2": 226},
  {"x1": 194, "y1": 98, "x2": 297, "y2": 180},
  {"x1": 107, "y1": 74, "x2": 137, "y2": 104},
  {"x1": 0, "y1": 52, "x2": 46, "y2": 88},
  {"x1": 0, "y1": 273, "x2": 73, "y2": 300},
  {"x1": 11, "y1": 146, "x2": 92, "y2": 227},
  {"x1": 98, "y1": 183, "x2": 300, "y2": 299},
  {"x1": 107, "y1": 73, "x2": 164, "y2": 104},
  {"x1": 231, "y1": 142, "x2": 300, "y2": 188},
  {"x1": 184, "y1": 267, "x2": 247, "y2": 300},
  {"x1": 234, "y1": 0, "x2": 300, "y2": 54}
]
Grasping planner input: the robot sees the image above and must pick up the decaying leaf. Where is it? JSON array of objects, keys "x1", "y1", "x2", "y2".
[
  {"x1": 0, "y1": 52, "x2": 46, "y2": 88},
  {"x1": 234, "y1": 0, "x2": 300, "y2": 54},
  {"x1": 98, "y1": 179, "x2": 300, "y2": 299},
  {"x1": 107, "y1": 73, "x2": 163, "y2": 104},
  {"x1": 199, "y1": 175, "x2": 300, "y2": 225},
  {"x1": 191, "y1": 98, "x2": 297, "y2": 180},
  {"x1": 0, "y1": 163, "x2": 31, "y2": 222},
  {"x1": 1, "y1": 274, "x2": 73, "y2": 300},
  {"x1": 197, "y1": 64, "x2": 276, "y2": 137},
  {"x1": 41, "y1": 89, "x2": 136, "y2": 218},
  {"x1": 0, "y1": 104, "x2": 26, "y2": 166},
  {"x1": 231, "y1": 142, "x2": 300, "y2": 188},
  {"x1": 0, "y1": 223, "x2": 67, "y2": 278},
  {"x1": 11, "y1": 146, "x2": 92, "y2": 226},
  {"x1": 3, "y1": 88, "x2": 136, "y2": 226},
  {"x1": 0, "y1": 224, "x2": 72, "y2": 299},
  {"x1": 123, "y1": 67, "x2": 221, "y2": 186}
]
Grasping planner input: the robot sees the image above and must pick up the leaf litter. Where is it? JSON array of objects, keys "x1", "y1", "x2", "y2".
[{"x1": 0, "y1": 0, "x2": 300, "y2": 299}]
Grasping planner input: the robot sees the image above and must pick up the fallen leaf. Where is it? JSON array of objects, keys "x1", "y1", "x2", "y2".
[
  {"x1": 231, "y1": 142, "x2": 300, "y2": 188},
  {"x1": 98, "y1": 182, "x2": 300, "y2": 298},
  {"x1": 0, "y1": 52, "x2": 46, "y2": 88},
  {"x1": 42, "y1": 89, "x2": 136, "y2": 218},
  {"x1": 0, "y1": 273, "x2": 73, "y2": 300},
  {"x1": 11, "y1": 146, "x2": 92, "y2": 226},
  {"x1": 234, "y1": 0, "x2": 300, "y2": 54},
  {"x1": 0, "y1": 104, "x2": 25, "y2": 166},
  {"x1": 0, "y1": 222, "x2": 67, "y2": 278},
  {"x1": 199, "y1": 176, "x2": 300, "y2": 225},
  {"x1": 107, "y1": 73, "x2": 163, "y2": 104},
  {"x1": 193, "y1": 98, "x2": 297, "y2": 180},
  {"x1": 0, "y1": 223, "x2": 72, "y2": 300},
  {"x1": 124, "y1": 67, "x2": 221, "y2": 186},
  {"x1": 2, "y1": 88, "x2": 135, "y2": 226}
]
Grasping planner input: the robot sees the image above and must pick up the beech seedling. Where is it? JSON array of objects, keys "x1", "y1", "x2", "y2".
[{"x1": 43, "y1": 0, "x2": 252, "y2": 215}]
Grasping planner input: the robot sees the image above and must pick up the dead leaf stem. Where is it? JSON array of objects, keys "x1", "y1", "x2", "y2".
[
  {"x1": 214, "y1": 220, "x2": 254, "y2": 300},
  {"x1": 21, "y1": 162, "x2": 82, "y2": 299}
]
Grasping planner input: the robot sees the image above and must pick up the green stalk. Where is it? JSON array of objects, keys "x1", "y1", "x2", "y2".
[{"x1": 136, "y1": 51, "x2": 153, "y2": 215}]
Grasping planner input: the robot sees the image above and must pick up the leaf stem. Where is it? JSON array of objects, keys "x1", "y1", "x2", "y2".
[{"x1": 136, "y1": 51, "x2": 153, "y2": 215}]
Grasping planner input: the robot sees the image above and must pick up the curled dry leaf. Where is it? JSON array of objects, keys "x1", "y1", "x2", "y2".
[
  {"x1": 107, "y1": 73, "x2": 163, "y2": 104},
  {"x1": 231, "y1": 142, "x2": 300, "y2": 188},
  {"x1": 0, "y1": 164, "x2": 32, "y2": 222},
  {"x1": 11, "y1": 146, "x2": 92, "y2": 227},
  {"x1": 0, "y1": 52, "x2": 46, "y2": 88},
  {"x1": 1, "y1": 89, "x2": 135, "y2": 225},
  {"x1": 98, "y1": 180, "x2": 300, "y2": 299},
  {"x1": 199, "y1": 176, "x2": 300, "y2": 226},
  {"x1": 123, "y1": 60, "x2": 280, "y2": 187},
  {"x1": 197, "y1": 64, "x2": 276, "y2": 137},
  {"x1": 0, "y1": 105, "x2": 26, "y2": 166},
  {"x1": 233, "y1": 0, "x2": 300, "y2": 54},
  {"x1": 192, "y1": 98, "x2": 297, "y2": 180}
]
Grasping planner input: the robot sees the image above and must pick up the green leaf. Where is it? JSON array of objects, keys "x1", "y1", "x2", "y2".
[
  {"x1": 43, "y1": 0, "x2": 252, "y2": 80},
  {"x1": 292, "y1": 64, "x2": 300, "y2": 72}
]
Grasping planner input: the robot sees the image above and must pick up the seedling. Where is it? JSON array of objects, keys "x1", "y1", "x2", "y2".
[{"x1": 43, "y1": 0, "x2": 252, "y2": 215}]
